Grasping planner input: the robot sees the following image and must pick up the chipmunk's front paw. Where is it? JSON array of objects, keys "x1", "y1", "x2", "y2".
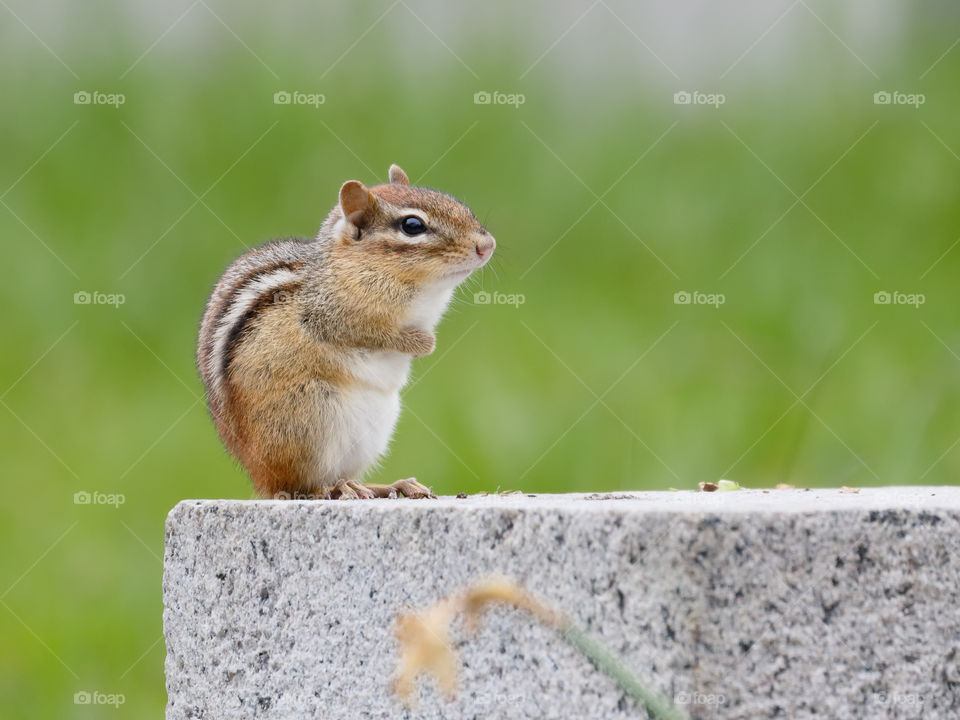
[
  {"x1": 398, "y1": 327, "x2": 435, "y2": 357},
  {"x1": 390, "y1": 478, "x2": 437, "y2": 499},
  {"x1": 329, "y1": 478, "x2": 376, "y2": 500}
]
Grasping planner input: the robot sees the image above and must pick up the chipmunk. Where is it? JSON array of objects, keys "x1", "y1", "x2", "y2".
[{"x1": 197, "y1": 164, "x2": 494, "y2": 499}]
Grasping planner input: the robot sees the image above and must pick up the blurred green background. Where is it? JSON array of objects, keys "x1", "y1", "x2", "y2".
[{"x1": 2, "y1": 0, "x2": 959, "y2": 716}]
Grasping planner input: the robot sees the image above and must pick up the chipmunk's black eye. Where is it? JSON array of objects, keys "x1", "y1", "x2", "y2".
[{"x1": 400, "y1": 216, "x2": 426, "y2": 236}]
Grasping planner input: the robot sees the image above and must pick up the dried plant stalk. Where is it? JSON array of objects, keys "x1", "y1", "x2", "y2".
[{"x1": 393, "y1": 576, "x2": 689, "y2": 720}]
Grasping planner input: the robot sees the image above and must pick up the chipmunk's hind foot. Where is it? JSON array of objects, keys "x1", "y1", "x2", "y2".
[
  {"x1": 327, "y1": 478, "x2": 377, "y2": 500},
  {"x1": 364, "y1": 478, "x2": 436, "y2": 499}
]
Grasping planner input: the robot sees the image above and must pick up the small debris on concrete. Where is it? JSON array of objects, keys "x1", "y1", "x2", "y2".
[{"x1": 717, "y1": 479, "x2": 744, "y2": 492}]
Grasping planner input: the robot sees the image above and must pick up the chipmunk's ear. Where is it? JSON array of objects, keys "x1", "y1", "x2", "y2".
[
  {"x1": 388, "y1": 164, "x2": 410, "y2": 186},
  {"x1": 339, "y1": 180, "x2": 377, "y2": 225}
]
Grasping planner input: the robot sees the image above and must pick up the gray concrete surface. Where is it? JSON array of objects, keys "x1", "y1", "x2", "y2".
[{"x1": 163, "y1": 488, "x2": 960, "y2": 719}]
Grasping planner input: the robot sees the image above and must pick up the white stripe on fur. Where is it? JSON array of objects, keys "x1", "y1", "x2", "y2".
[{"x1": 209, "y1": 268, "x2": 301, "y2": 396}]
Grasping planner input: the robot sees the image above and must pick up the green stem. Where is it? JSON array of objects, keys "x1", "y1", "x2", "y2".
[{"x1": 560, "y1": 623, "x2": 689, "y2": 720}]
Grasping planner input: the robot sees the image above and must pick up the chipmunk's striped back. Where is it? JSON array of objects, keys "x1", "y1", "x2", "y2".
[{"x1": 197, "y1": 239, "x2": 311, "y2": 412}]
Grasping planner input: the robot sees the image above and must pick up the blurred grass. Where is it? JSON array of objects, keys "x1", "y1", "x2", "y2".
[{"x1": 1, "y1": 1, "x2": 960, "y2": 717}]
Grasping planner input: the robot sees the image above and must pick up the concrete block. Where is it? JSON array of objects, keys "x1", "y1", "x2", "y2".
[{"x1": 163, "y1": 488, "x2": 960, "y2": 719}]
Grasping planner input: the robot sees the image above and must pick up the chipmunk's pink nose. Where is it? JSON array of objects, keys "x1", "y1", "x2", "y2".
[{"x1": 475, "y1": 235, "x2": 496, "y2": 262}]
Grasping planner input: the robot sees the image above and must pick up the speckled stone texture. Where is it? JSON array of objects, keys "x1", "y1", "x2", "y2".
[{"x1": 164, "y1": 488, "x2": 960, "y2": 719}]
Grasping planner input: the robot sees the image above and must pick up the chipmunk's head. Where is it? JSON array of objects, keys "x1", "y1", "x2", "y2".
[{"x1": 328, "y1": 164, "x2": 495, "y2": 289}]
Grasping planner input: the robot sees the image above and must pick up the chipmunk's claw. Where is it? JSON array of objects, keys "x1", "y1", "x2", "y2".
[
  {"x1": 329, "y1": 478, "x2": 376, "y2": 500},
  {"x1": 391, "y1": 478, "x2": 436, "y2": 499}
]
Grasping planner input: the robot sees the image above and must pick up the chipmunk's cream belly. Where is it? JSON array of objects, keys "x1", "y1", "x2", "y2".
[
  {"x1": 331, "y1": 388, "x2": 400, "y2": 478},
  {"x1": 352, "y1": 349, "x2": 412, "y2": 390},
  {"x1": 316, "y1": 350, "x2": 411, "y2": 482}
]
